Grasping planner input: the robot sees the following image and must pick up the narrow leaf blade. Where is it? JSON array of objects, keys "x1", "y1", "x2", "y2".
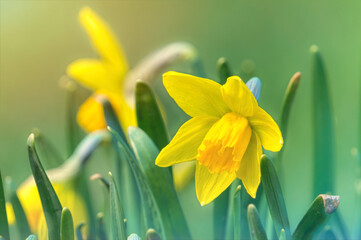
[
  {"x1": 260, "y1": 155, "x2": 290, "y2": 239},
  {"x1": 135, "y1": 81, "x2": 169, "y2": 150},
  {"x1": 247, "y1": 204, "x2": 268, "y2": 240},
  {"x1": 27, "y1": 133, "x2": 62, "y2": 240},
  {"x1": 60, "y1": 207, "x2": 74, "y2": 240},
  {"x1": 128, "y1": 127, "x2": 191, "y2": 240},
  {"x1": 109, "y1": 172, "x2": 127, "y2": 240},
  {"x1": 293, "y1": 194, "x2": 339, "y2": 240},
  {"x1": 311, "y1": 46, "x2": 334, "y2": 196},
  {"x1": 217, "y1": 57, "x2": 233, "y2": 85}
]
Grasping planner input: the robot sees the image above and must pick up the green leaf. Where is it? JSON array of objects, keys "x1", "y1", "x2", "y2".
[
  {"x1": 260, "y1": 155, "x2": 290, "y2": 239},
  {"x1": 127, "y1": 127, "x2": 192, "y2": 240},
  {"x1": 293, "y1": 194, "x2": 340, "y2": 240},
  {"x1": 213, "y1": 188, "x2": 229, "y2": 240},
  {"x1": 225, "y1": 179, "x2": 241, "y2": 240},
  {"x1": 108, "y1": 128, "x2": 164, "y2": 238},
  {"x1": 102, "y1": 97, "x2": 141, "y2": 235},
  {"x1": 26, "y1": 235, "x2": 38, "y2": 240},
  {"x1": 277, "y1": 72, "x2": 301, "y2": 167},
  {"x1": 96, "y1": 212, "x2": 108, "y2": 240},
  {"x1": 0, "y1": 170, "x2": 9, "y2": 240},
  {"x1": 217, "y1": 57, "x2": 233, "y2": 85},
  {"x1": 60, "y1": 207, "x2": 74, "y2": 240},
  {"x1": 75, "y1": 223, "x2": 85, "y2": 240},
  {"x1": 146, "y1": 229, "x2": 161, "y2": 240},
  {"x1": 27, "y1": 133, "x2": 62, "y2": 240},
  {"x1": 135, "y1": 81, "x2": 169, "y2": 150},
  {"x1": 5, "y1": 177, "x2": 31, "y2": 238},
  {"x1": 310, "y1": 45, "x2": 335, "y2": 196},
  {"x1": 100, "y1": 96, "x2": 127, "y2": 143},
  {"x1": 247, "y1": 204, "x2": 267, "y2": 240},
  {"x1": 109, "y1": 172, "x2": 127, "y2": 240},
  {"x1": 233, "y1": 185, "x2": 242, "y2": 240}
]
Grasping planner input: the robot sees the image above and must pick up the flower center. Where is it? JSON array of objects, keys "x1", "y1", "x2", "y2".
[{"x1": 197, "y1": 112, "x2": 252, "y2": 174}]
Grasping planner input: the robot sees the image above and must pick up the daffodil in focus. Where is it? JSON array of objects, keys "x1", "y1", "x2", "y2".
[
  {"x1": 67, "y1": 7, "x2": 136, "y2": 132},
  {"x1": 156, "y1": 72, "x2": 283, "y2": 205}
]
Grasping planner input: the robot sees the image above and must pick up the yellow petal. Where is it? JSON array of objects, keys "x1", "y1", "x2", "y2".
[
  {"x1": 67, "y1": 59, "x2": 122, "y2": 92},
  {"x1": 236, "y1": 132, "x2": 262, "y2": 198},
  {"x1": 79, "y1": 7, "x2": 128, "y2": 70},
  {"x1": 18, "y1": 181, "x2": 88, "y2": 235},
  {"x1": 77, "y1": 90, "x2": 136, "y2": 133},
  {"x1": 163, "y1": 71, "x2": 230, "y2": 118},
  {"x1": 156, "y1": 116, "x2": 218, "y2": 167},
  {"x1": 221, "y1": 76, "x2": 258, "y2": 116},
  {"x1": 248, "y1": 107, "x2": 283, "y2": 152},
  {"x1": 195, "y1": 162, "x2": 236, "y2": 206}
]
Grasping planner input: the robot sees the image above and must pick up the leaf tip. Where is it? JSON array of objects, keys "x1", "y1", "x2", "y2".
[
  {"x1": 310, "y1": 45, "x2": 319, "y2": 53},
  {"x1": 27, "y1": 133, "x2": 35, "y2": 147},
  {"x1": 320, "y1": 194, "x2": 340, "y2": 214}
]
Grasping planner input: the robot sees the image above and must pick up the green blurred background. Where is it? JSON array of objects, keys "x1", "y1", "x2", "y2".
[{"x1": 1, "y1": 0, "x2": 360, "y2": 238}]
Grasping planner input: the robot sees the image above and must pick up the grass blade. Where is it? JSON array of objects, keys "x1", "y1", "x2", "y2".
[
  {"x1": 109, "y1": 172, "x2": 126, "y2": 240},
  {"x1": 128, "y1": 127, "x2": 191, "y2": 240},
  {"x1": 233, "y1": 185, "x2": 242, "y2": 240},
  {"x1": 225, "y1": 179, "x2": 241, "y2": 240},
  {"x1": 109, "y1": 128, "x2": 164, "y2": 238},
  {"x1": 247, "y1": 204, "x2": 267, "y2": 240},
  {"x1": 217, "y1": 57, "x2": 233, "y2": 85},
  {"x1": 310, "y1": 45, "x2": 335, "y2": 196},
  {"x1": 135, "y1": 81, "x2": 169, "y2": 150},
  {"x1": 0, "y1": 170, "x2": 9, "y2": 240},
  {"x1": 277, "y1": 72, "x2": 301, "y2": 167},
  {"x1": 213, "y1": 189, "x2": 229, "y2": 240},
  {"x1": 293, "y1": 194, "x2": 339, "y2": 240},
  {"x1": 60, "y1": 207, "x2": 74, "y2": 240},
  {"x1": 260, "y1": 155, "x2": 290, "y2": 239},
  {"x1": 5, "y1": 177, "x2": 31, "y2": 238},
  {"x1": 27, "y1": 133, "x2": 62, "y2": 240},
  {"x1": 101, "y1": 97, "x2": 141, "y2": 235}
]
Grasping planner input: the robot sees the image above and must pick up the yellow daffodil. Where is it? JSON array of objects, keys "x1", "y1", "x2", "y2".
[
  {"x1": 67, "y1": 7, "x2": 136, "y2": 132},
  {"x1": 155, "y1": 72, "x2": 283, "y2": 205},
  {"x1": 6, "y1": 179, "x2": 86, "y2": 239}
]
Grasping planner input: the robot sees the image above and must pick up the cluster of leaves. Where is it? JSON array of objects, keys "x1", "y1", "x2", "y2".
[{"x1": 0, "y1": 46, "x2": 348, "y2": 240}]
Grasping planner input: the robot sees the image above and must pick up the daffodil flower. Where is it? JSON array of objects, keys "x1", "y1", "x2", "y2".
[
  {"x1": 155, "y1": 72, "x2": 283, "y2": 205},
  {"x1": 67, "y1": 7, "x2": 135, "y2": 132},
  {"x1": 6, "y1": 130, "x2": 108, "y2": 237},
  {"x1": 67, "y1": 7, "x2": 197, "y2": 133}
]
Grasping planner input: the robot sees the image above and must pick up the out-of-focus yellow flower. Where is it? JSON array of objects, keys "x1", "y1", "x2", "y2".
[
  {"x1": 6, "y1": 179, "x2": 86, "y2": 239},
  {"x1": 156, "y1": 72, "x2": 283, "y2": 205},
  {"x1": 67, "y1": 7, "x2": 136, "y2": 132}
]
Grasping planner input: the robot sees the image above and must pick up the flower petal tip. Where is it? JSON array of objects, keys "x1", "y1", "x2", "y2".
[{"x1": 200, "y1": 202, "x2": 206, "y2": 207}]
